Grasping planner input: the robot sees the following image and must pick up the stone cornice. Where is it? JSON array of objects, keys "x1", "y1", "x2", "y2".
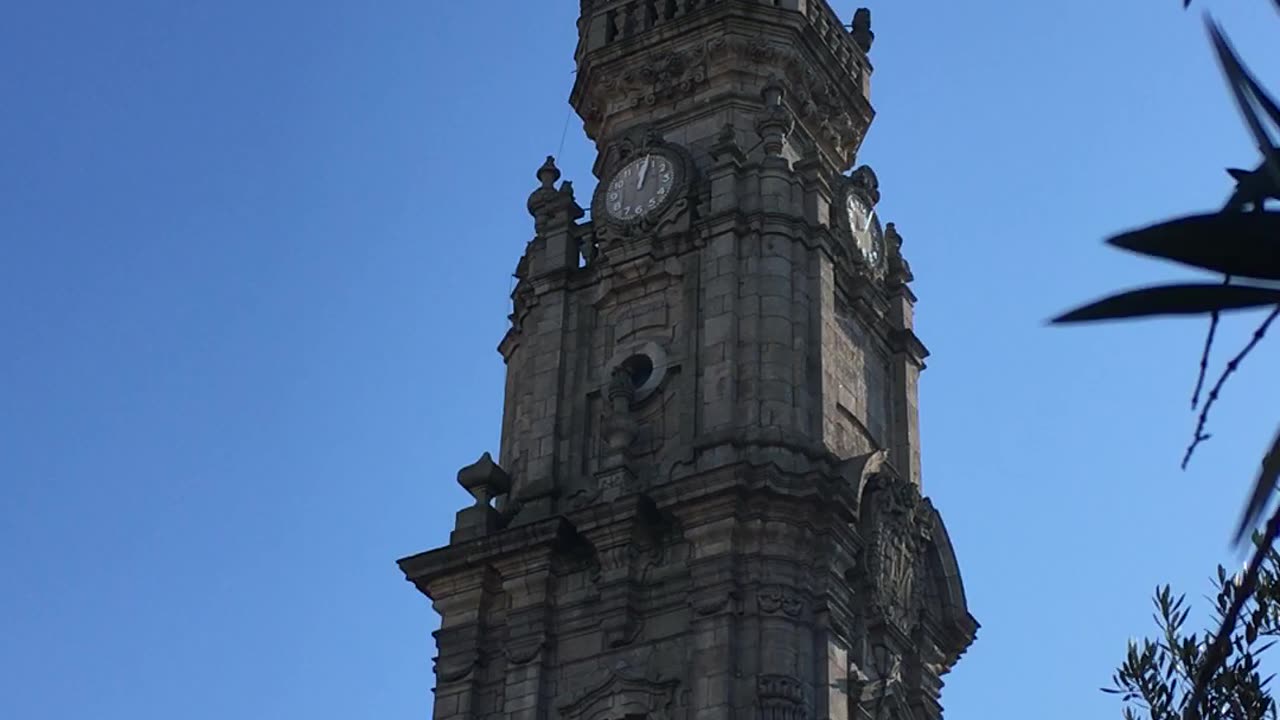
[{"x1": 396, "y1": 516, "x2": 564, "y2": 596}]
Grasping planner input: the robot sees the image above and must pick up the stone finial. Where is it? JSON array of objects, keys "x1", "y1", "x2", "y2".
[
  {"x1": 526, "y1": 155, "x2": 584, "y2": 234},
  {"x1": 457, "y1": 451, "x2": 512, "y2": 507},
  {"x1": 449, "y1": 452, "x2": 512, "y2": 542},
  {"x1": 756, "y1": 79, "x2": 793, "y2": 158},
  {"x1": 852, "y1": 8, "x2": 874, "y2": 52},
  {"x1": 527, "y1": 156, "x2": 563, "y2": 220},
  {"x1": 885, "y1": 222, "x2": 914, "y2": 286},
  {"x1": 536, "y1": 155, "x2": 561, "y2": 188}
]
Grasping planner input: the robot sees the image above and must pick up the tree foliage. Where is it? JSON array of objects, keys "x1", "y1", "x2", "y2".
[
  {"x1": 1050, "y1": 3, "x2": 1280, "y2": 718},
  {"x1": 1107, "y1": 535, "x2": 1280, "y2": 720}
]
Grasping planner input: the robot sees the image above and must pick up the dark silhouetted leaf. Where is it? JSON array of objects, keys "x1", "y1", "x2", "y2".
[
  {"x1": 1106, "y1": 212, "x2": 1280, "y2": 280},
  {"x1": 1051, "y1": 284, "x2": 1280, "y2": 324},
  {"x1": 1236, "y1": 428, "x2": 1280, "y2": 546},
  {"x1": 1226, "y1": 161, "x2": 1280, "y2": 211},
  {"x1": 1207, "y1": 20, "x2": 1280, "y2": 191}
]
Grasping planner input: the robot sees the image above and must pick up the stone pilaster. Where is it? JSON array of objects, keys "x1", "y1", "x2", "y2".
[
  {"x1": 509, "y1": 157, "x2": 585, "y2": 521},
  {"x1": 578, "y1": 501, "x2": 644, "y2": 649},
  {"x1": 425, "y1": 567, "x2": 495, "y2": 720},
  {"x1": 492, "y1": 551, "x2": 555, "y2": 720},
  {"x1": 682, "y1": 507, "x2": 739, "y2": 720},
  {"x1": 884, "y1": 222, "x2": 926, "y2": 486}
]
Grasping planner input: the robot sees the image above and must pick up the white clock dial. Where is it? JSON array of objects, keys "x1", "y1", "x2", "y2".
[
  {"x1": 846, "y1": 193, "x2": 884, "y2": 267},
  {"x1": 605, "y1": 154, "x2": 676, "y2": 221}
]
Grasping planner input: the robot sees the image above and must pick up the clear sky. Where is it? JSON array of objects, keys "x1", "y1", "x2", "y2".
[{"x1": 3, "y1": 1, "x2": 1280, "y2": 718}]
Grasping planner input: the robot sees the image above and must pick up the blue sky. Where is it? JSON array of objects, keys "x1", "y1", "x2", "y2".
[{"x1": 3, "y1": 1, "x2": 1279, "y2": 718}]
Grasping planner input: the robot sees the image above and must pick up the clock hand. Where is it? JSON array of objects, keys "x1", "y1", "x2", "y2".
[{"x1": 637, "y1": 155, "x2": 650, "y2": 191}]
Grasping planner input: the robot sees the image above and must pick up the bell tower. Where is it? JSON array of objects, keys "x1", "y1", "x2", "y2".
[{"x1": 398, "y1": 2, "x2": 978, "y2": 719}]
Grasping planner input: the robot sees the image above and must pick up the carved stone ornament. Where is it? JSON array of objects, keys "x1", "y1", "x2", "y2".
[
  {"x1": 861, "y1": 474, "x2": 930, "y2": 631},
  {"x1": 557, "y1": 660, "x2": 681, "y2": 720},
  {"x1": 692, "y1": 587, "x2": 739, "y2": 616},
  {"x1": 848, "y1": 165, "x2": 880, "y2": 206},
  {"x1": 602, "y1": 365, "x2": 639, "y2": 453},
  {"x1": 884, "y1": 222, "x2": 914, "y2": 287},
  {"x1": 724, "y1": 35, "x2": 870, "y2": 166},
  {"x1": 585, "y1": 37, "x2": 727, "y2": 125},
  {"x1": 527, "y1": 155, "x2": 584, "y2": 234},
  {"x1": 510, "y1": 277, "x2": 539, "y2": 332},
  {"x1": 756, "y1": 79, "x2": 794, "y2": 158},
  {"x1": 841, "y1": 449, "x2": 889, "y2": 501},
  {"x1": 503, "y1": 638, "x2": 545, "y2": 665},
  {"x1": 758, "y1": 586, "x2": 805, "y2": 618},
  {"x1": 851, "y1": 8, "x2": 875, "y2": 52},
  {"x1": 758, "y1": 674, "x2": 810, "y2": 720},
  {"x1": 436, "y1": 653, "x2": 483, "y2": 683},
  {"x1": 456, "y1": 451, "x2": 512, "y2": 506},
  {"x1": 591, "y1": 129, "x2": 696, "y2": 235}
]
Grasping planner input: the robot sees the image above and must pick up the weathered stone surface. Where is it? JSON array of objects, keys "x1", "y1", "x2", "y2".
[{"x1": 398, "y1": 2, "x2": 977, "y2": 719}]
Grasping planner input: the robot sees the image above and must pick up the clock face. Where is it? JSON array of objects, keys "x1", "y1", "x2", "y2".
[
  {"x1": 845, "y1": 192, "x2": 884, "y2": 267},
  {"x1": 604, "y1": 153, "x2": 676, "y2": 222}
]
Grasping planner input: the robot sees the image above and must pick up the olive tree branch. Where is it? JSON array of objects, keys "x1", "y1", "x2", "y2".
[
  {"x1": 1193, "y1": 275, "x2": 1234, "y2": 410},
  {"x1": 1183, "y1": 305, "x2": 1280, "y2": 469},
  {"x1": 1185, "y1": 500, "x2": 1280, "y2": 720}
]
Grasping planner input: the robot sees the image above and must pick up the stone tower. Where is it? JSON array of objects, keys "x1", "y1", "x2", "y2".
[{"x1": 397, "y1": 2, "x2": 978, "y2": 719}]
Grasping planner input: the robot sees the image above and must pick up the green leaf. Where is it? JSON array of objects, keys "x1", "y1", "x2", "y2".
[
  {"x1": 1106, "y1": 212, "x2": 1280, "y2": 281},
  {"x1": 1051, "y1": 284, "x2": 1280, "y2": 324},
  {"x1": 1235, "y1": 427, "x2": 1280, "y2": 546}
]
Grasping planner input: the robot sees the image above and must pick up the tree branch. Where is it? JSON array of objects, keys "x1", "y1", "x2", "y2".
[
  {"x1": 1184, "y1": 503, "x2": 1280, "y2": 720},
  {"x1": 1193, "y1": 275, "x2": 1233, "y2": 410},
  {"x1": 1183, "y1": 306, "x2": 1280, "y2": 469}
]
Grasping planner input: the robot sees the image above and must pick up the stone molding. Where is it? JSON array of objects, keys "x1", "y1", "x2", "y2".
[{"x1": 556, "y1": 660, "x2": 682, "y2": 720}]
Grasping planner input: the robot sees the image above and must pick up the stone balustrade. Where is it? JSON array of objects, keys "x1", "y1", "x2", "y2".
[{"x1": 579, "y1": 0, "x2": 870, "y2": 96}]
